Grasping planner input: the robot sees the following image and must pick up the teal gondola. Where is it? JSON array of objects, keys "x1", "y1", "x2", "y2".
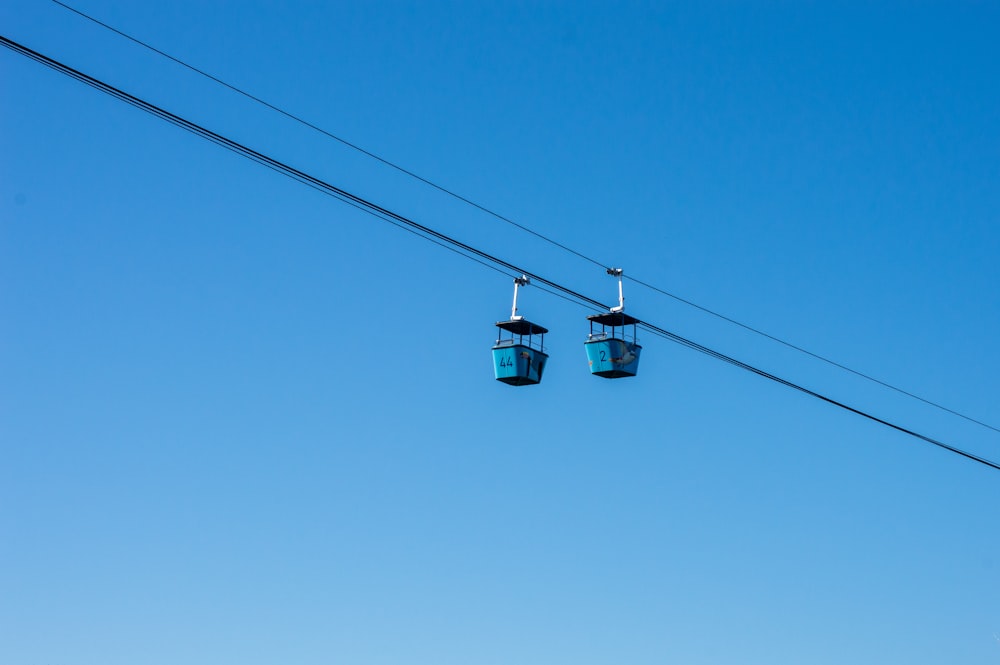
[
  {"x1": 584, "y1": 267, "x2": 642, "y2": 378},
  {"x1": 585, "y1": 311, "x2": 641, "y2": 378},
  {"x1": 492, "y1": 275, "x2": 549, "y2": 386},
  {"x1": 493, "y1": 318, "x2": 549, "y2": 385}
]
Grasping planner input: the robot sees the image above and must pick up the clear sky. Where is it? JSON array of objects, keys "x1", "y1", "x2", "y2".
[{"x1": 2, "y1": 2, "x2": 999, "y2": 663}]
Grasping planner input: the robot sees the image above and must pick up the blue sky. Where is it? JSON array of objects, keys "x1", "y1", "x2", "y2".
[{"x1": 2, "y1": 2, "x2": 999, "y2": 663}]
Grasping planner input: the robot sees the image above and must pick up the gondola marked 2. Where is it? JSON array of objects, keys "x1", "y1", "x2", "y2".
[{"x1": 584, "y1": 268, "x2": 642, "y2": 378}]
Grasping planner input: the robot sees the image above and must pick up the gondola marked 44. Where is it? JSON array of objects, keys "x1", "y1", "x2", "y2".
[{"x1": 492, "y1": 276, "x2": 549, "y2": 386}]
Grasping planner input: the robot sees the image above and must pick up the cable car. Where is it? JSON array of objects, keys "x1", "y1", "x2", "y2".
[
  {"x1": 585, "y1": 268, "x2": 642, "y2": 378},
  {"x1": 492, "y1": 276, "x2": 549, "y2": 386}
]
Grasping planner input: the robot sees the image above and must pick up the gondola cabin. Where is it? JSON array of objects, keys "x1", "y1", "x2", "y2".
[
  {"x1": 493, "y1": 319, "x2": 549, "y2": 386},
  {"x1": 585, "y1": 311, "x2": 642, "y2": 378}
]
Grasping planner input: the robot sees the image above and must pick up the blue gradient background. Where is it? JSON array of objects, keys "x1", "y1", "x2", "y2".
[{"x1": 2, "y1": 2, "x2": 999, "y2": 663}]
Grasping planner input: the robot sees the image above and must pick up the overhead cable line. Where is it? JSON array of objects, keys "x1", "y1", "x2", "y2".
[
  {"x1": 634, "y1": 323, "x2": 1000, "y2": 472},
  {"x1": 46, "y1": 0, "x2": 1000, "y2": 437},
  {"x1": 3, "y1": 33, "x2": 997, "y2": 473}
]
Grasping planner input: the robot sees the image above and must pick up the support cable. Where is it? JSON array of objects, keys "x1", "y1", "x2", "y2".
[
  {"x1": 46, "y1": 0, "x2": 1000, "y2": 436},
  {"x1": 2, "y1": 33, "x2": 997, "y2": 473},
  {"x1": 47, "y1": 0, "x2": 1000, "y2": 437}
]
